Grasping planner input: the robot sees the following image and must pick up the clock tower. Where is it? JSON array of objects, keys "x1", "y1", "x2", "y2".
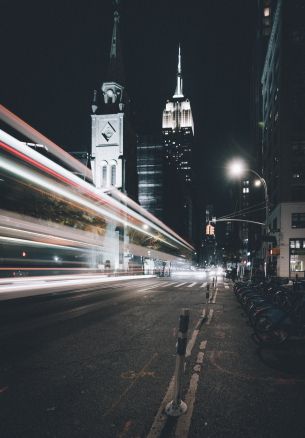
[{"x1": 90, "y1": 5, "x2": 137, "y2": 201}]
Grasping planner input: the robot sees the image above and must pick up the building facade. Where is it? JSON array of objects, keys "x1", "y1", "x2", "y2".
[
  {"x1": 137, "y1": 135, "x2": 164, "y2": 220},
  {"x1": 162, "y1": 46, "x2": 194, "y2": 242},
  {"x1": 261, "y1": 0, "x2": 305, "y2": 277}
]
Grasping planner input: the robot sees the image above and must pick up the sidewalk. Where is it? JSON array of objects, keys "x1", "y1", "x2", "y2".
[
  {"x1": 186, "y1": 280, "x2": 305, "y2": 438},
  {"x1": 152, "y1": 279, "x2": 305, "y2": 438}
]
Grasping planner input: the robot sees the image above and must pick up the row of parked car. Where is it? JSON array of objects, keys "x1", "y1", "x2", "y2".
[{"x1": 233, "y1": 277, "x2": 305, "y2": 345}]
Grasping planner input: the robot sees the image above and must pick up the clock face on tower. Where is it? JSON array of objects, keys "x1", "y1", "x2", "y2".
[{"x1": 101, "y1": 121, "x2": 116, "y2": 142}]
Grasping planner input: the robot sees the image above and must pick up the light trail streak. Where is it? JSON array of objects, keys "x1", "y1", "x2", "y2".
[
  {"x1": 0, "y1": 156, "x2": 178, "y2": 249},
  {"x1": 0, "y1": 225, "x2": 102, "y2": 250},
  {"x1": 108, "y1": 188, "x2": 193, "y2": 249},
  {"x1": 0, "y1": 274, "x2": 155, "y2": 300},
  {"x1": 0, "y1": 104, "x2": 93, "y2": 181},
  {"x1": 0, "y1": 132, "x2": 192, "y2": 252},
  {"x1": 0, "y1": 235, "x2": 92, "y2": 251}
]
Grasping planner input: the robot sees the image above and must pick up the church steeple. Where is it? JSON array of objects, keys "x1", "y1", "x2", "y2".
[
  {"x1": 100, "y1": 1, "x2": 125, "y2": 110},
  {"x1": 107, "y1": 3, "x2": 125, "y2": 86},
  {"x1": 173, "y1": 44, "x2": 184, "y2": 98}
]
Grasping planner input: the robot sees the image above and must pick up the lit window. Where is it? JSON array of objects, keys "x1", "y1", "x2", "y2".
[
  {"x1": 242, "y1": 187, "x2": 249, "y2": 193},
  {"x1": 264, "y1": 7, "x2": 270, "y2": 17}
]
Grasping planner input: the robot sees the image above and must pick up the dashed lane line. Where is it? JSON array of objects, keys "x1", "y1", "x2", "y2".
[
  {"x1": 225, "y1": 284, "x2": 230, "y2": 289},
  {"x1": 200, "y1": 282, "x2": 207, "y2": 288}
]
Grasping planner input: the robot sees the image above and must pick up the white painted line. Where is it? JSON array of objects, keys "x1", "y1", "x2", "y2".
[
  {"x1": 186, "y1": 329, "x2": 199, "y2": 358},
  {"x1": 186, "y1": 306, "x2": 206, "y2": 358},
  {"x1": 199, "y1": 340, "x2": 207, "y2": 350},
  {"x1": 174, "y1": 282, "x2": 187, "y2": 288},
  {"x1": 138, "y1": 281, "x2": 175, "y2": 292},
  {"x1": 206, "y1": 309, "x2": 214, "y2": 325},
  {"x1": 225, "y1": 285, "x2": 229, "y2": 289},
  {"x1": 147, "y1": 313, "x2": 207, "y2": 438},
  {"x1": 146, "y1": 376, "x2": 175, "y2": 438},
  {"x1": 175, "y1": 341, "x2": 208, "y2": 438},
  {"x1": 196, "y1": 351, "x2": 205, "y2": 364},
  {"x1": 187, "y1": 282, "x2": 197, "y2": 288},
  {"x1": 175, "y1": 374, "x2": 199, "y2": 438},
  {"x1": 200, "y1": 282, "x2": 207, "y2": 288},
  {"x1": 212, "y1": 287, "x2": 218, "y2": 303},
  {"x1": 137, "y1": 282, "x2": 164, "y2": 292}
]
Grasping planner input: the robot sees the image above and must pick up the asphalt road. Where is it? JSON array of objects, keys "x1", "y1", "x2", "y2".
[{"x1": 1, "y1": 274, "x2": 305, "y2": 437}]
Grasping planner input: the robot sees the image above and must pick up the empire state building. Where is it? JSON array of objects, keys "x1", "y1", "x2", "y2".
[{"x1": 162, "y1": 45, "x2": 194, "y2": 242}]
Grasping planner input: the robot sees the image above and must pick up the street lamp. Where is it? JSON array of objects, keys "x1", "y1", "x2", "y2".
[{"x1": 227, "y1": 159, "x2": 269, "y2": 277}]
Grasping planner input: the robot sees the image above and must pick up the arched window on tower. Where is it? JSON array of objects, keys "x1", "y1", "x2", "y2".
[
  {"x1": 111, "y1": 164, "x2": 116, "y2": 186},
  {"x1": 102, "y1": 165, "x2": 107, "y2": 187}
]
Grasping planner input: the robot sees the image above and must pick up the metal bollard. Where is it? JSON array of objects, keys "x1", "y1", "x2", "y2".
[{"x1": 165, "y1": 308, "x2": 190, "y2": 416}]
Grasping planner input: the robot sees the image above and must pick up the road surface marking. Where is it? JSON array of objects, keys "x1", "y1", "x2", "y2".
[
  {"x1": 200, "y1": 340, "x2": 207, "y2": 350},
  {"x1": 206, "y1": 309, "x2": 214, "y2": 325},
  {"x1": 162, "y1": 282, "x2": 177, "y2": 287},
  {"x1": 187, "y1": 282, "x2": 197, "y2": 288},
  {"x1": 174, "y1": 282, "x2": 187, "y2": 288},
  {"x1": 175, "y1": 340, "x2": 208, "y2": 438},
  {"x1": 146, "y1": 376, "x2": 175, "y2": 438},
  {"x1": 137, "y1": 282, "x2": 162, "y2": 292},
  {"x1": 185, "y1": 306, "x2": 206, "y2": 358},
  {"x1": 225, "y1": 285, "x2": 229, "y2": 289},
  {"x1": 212, "y1": 287, "x2": 218, "y2": 303},
  {"x1": 137, "y1": 281, "x2": 173, "y2": 292},
  {"x1": 147, "y1": 309, "x2": 207, "y2": 438},
  {"x1": 200, "y1": 282, "x2": 207, "y2": 288}
]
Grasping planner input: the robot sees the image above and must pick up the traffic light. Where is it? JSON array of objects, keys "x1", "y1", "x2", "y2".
[{"x1": 206, "y1": 224, "x2": 215, "y2": 236}]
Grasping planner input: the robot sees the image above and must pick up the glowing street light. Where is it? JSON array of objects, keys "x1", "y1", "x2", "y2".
[{"x1": 227, "y1": 159, "x2": 247, "y2": 178}]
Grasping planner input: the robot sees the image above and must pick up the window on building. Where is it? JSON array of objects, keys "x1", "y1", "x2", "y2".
[
  {"x1": 292, "y1": 213, "x2": 305, "y2": 228},
  {"x1": 111, "y1": 164, "x2": 116, "y2": 186},
  {"x1": 102, "y1": 165, "x2": 107, "y2": 187},
  {"x1": 242, "y1": 187, "x2": 249, "y2": 194}
]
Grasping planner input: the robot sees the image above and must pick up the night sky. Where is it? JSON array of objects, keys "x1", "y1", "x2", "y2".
[{"x1": 2, "y1": 0, "x2": 256, "y2": 218}]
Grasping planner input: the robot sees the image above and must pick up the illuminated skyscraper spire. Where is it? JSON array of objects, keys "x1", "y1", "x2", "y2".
[{"x1": 173, "y1": 44, "x2": 184, "y2": 98}]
